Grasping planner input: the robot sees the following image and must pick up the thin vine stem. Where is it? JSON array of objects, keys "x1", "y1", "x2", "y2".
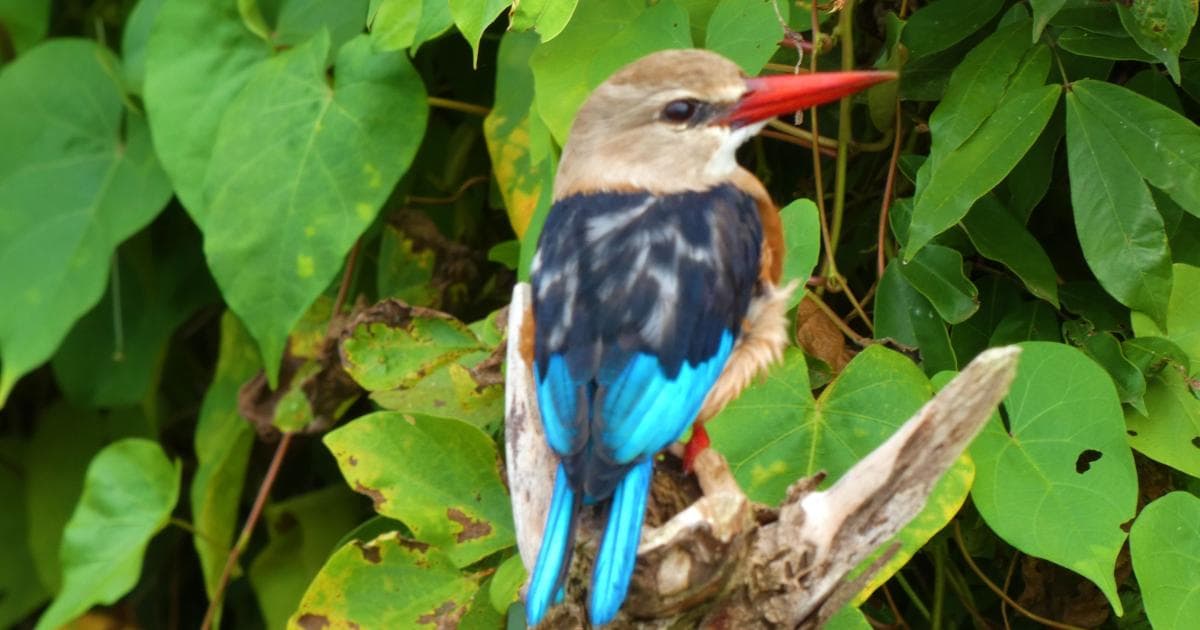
[
  {"x1": 952, "y1": 522, "x2": 1085, "y2": 630},
  {"x1": 427, "y1": 96, "x2": 490, "y2": 116},
  {"x1": 199, "y1": 431, "x2": 295, "y2": 630},
  {"x1": 828, "y1": 0, "x2": 856, "y2": 262}
]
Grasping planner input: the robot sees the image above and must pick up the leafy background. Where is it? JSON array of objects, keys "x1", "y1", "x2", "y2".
[{"x1": 1, "y1": 0, "x2": 1199, "y2": 628}]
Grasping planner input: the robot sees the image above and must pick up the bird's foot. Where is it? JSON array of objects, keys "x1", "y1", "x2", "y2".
[{"x1": 682, "y1": 423, "x2": 710, "y2": 474}]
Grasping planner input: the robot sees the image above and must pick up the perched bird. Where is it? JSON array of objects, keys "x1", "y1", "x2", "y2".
[{"x1": 525, "y1": 49, "x2": 894, "y2": 626}]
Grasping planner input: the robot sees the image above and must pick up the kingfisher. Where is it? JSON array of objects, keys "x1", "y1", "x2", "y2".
[{"x1": 524, "y1": 49, "x2": 894, "y2": 626}]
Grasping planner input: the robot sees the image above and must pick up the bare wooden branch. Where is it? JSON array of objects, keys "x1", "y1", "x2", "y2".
[{"x1": 504, "y1": 282, "x2": 1021, "y2": 627}]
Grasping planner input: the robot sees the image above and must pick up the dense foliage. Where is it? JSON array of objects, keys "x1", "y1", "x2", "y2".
[{"x1": 1, "y1": 0, "x2": 1199, "y2": 628}]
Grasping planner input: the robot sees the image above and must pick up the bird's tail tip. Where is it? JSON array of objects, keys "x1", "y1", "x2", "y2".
[
  {"x1": 588, "y1": 459, "x2": 654, "y2": 627},
  {"x1": 525, "y1": 465, "x2": 577, "y2": 627}
]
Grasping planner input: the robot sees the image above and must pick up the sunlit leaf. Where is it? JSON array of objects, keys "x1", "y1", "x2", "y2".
[
  {"x1": 970, "y1": 342, "x2": 1136, "y2": 614},
  {"x1": 370, "y1": 0, "x2": 454, "y2": 52},
  {"x1": 449, "y1": 0, "x2": 511, "y2": 64},
  {"x1": 35, "y1": 439, "x2": 180, "y2": 630},
  {"x1": 510, "y1": 0, "x2": 579, "y2": 42},
  {"x1": 705, "y1": 0, "x2": 787, "y2": 74},
  {"x1": 1125, "y1": 368, "x2": 1200, "y2": 478},
  {"x1": 780, "y1": 199, "x2": 820, "y2": 308},
  {"x1": 1130, "y1": 492, "x2": 1200, "y2": 626},
  {"x1": 1131, "y1": 264, "x2": 1200, "y2": 375}
]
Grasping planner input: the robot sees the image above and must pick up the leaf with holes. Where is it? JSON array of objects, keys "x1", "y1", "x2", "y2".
[
  {"x1": 325, "y1": 412, "x2": 515, "y2": 567},
  {"x1": 970, "y1": 342, "x2": 1137, "y2": 614},
  {"x1": 708, "y1": 345, "x2": 933, "y2": 504},
  {"x1": 1117, "y1": 0, "x2": 1198, "y2": 81},
  {"x1": 1125, "y1": 369, "x2": 1200, "y2": 478},
  {"x1": 292, "y1": 531, "x2": 479, "y2": 629}
]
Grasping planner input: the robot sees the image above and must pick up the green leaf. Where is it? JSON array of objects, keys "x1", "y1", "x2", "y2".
[
  {"x1": 325, "y1": 412, "x2": 516, "y2": 567},
  {"x1": 484, "y1": 31, "x2": 558, "y2": 240},
  {"x1": 200, "y1": 33, "x2": 428, "y2": 386},
  {"x1": 272, "y1": 0, "x2": 369, "y2": 51},
  {"x1": 907, "y1": 84, "x2": 1060, "y2": 257},
  {"x1": 489, "y1": 553, "x2": 526, "y2": 613},
  {"x1": 1066, "y1": 90, "x2": 1173, "y2": 328},
  {"x1": 509, "y1": 0, "x2": 578, "y2": 42},
  {"x1": 0, "y1": 0, "x2": 50, "y2": 54},
  {"x1": 530, "y1": 0, "x2": 692, "y2": 144},
  {"x1": 1130, "y1": 492, "x2": 1200, "y2": 626},
  {"x1": 0, "y1": 40, "x2": 173, "y2": 406},
  {"x1": 950, "y1": 276, "x2": 1022, "y2": 362},
  {"x1": 120, "y1": 0, "x2": 163, "y2": 92},
  {"x1": 780, "y1": 199, "x2": 820, "y2": 308},
  {"x1": 1000, "y1": 114, "x2": 1062, "y2": 222},
  {"x1": 340, "y1": 307, "x2": 486, "y2": 392},
  {"x1": 370, "y1": 356, "x2": 505, "y2": 430},
  {"x1": 292, "y1": 531, "x2": 479, "y2": 628},
  {"x1": 1061, "y1": 280, "x2": 1131, "y2": 333},
  {"x1": 377, "y1": 225, "x2": 437, "y2": 305},
  {"x1": 901, "y1": 0, "x2": 1007, "y2": 59},
  {"x1": 1031, "y1": 0, "x2": 1069, "y2": 40},
  {"x1": 970, "y1": 342, "x2": 1137, "y2": 614},
  {"x1": 25, "y1": 404, "x2": 151, "y2": 592},
  {"x1": 989, "y1": 300, "x2": 1061, "y2": 345},
  {"x1": 1126, "y1": 67, "x2": 1187, "y2": 113},
  {"x1": 191, "y1": 312, "x2": 259, "y2": 605},
  {"x1": 0, "y1": 440, "x2": 49, "y2": 627},
  {"x1": 370, "y1": 0, "x2": 454, "y2": 52},
  {"x1": 1057, "y1": 28, "x2": 1158, "y2": 61},
  {"x1": 898, "y1": 244, "x2": 979, "y2": 324},
  {"x1": 1123, "y1": 336, "x2": 1191, "y2": 379},
  {"x1": 876, "y1": 261, "x2": 957, "y2": 374},
  {"x1": 1125, "y1": 369, "x2": 1200, "y2": 478},
  {"x1": 144, "y1": 0, "x2": 271, "y2": 215},
  {"x1": 449, "y1": 0, "x2": 511, "y2": 64},
  {"x1": 1132, "y1": 264, "x2": 1200, "y2": 374},
  {"x1": 708, "y1": 346, "x2": 933, "y2": 503},
  {"x1": 51, "y1": 222, "x2": 216, "y2": 408},
  {"x1": 824, "y1": 604, "x2": 872, "y2": 630},
  {"x1": 249, "y1": 485, "x2": 365, "y2": 630},
  {"x1": 1117, "y1": 0, "x2": 1198, "y2": 82},
  {"x1": 1072, "y1": 79, "x2": 1200, "y2": 217},
  {"x1": 923, "y1": 23, "x2": 1041, "y2": 159},
  {"x1": 705, "y1": 0, "x2": 787, "y2": 74},
  {"x1": 35, "y1": 439, "x2": 181, "y2": 630},
  {"x1": 961, "y1": 195, "x2": 1059, "y2": 306},
  {"x1": 1049, "y1": 0, "x2": 1127, "y2": 36},
  {"x1": 1064, "y1": 320, "x2": 1148, "y2": 411}
]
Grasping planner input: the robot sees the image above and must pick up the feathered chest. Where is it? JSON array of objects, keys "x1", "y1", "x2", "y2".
[{"x1": 530, "y1": 183, "x2": 763, "y2": 383}]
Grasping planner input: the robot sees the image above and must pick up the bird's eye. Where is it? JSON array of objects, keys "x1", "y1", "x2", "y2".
[{"x1": 661, "y1": 99, "x2": 700, "y2": 123}]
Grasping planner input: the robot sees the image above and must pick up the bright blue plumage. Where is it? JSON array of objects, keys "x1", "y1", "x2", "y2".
[{"x1": 525, "y1": 185, "x2": 762, "y2": 625}]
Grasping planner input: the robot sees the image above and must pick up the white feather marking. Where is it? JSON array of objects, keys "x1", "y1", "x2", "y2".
[
  {"x1": 703, "y1": 120, "x2": 768, "y2": 179},
  {"x1": 585, "y1": 197, "x2": 656, "y2": 241}
]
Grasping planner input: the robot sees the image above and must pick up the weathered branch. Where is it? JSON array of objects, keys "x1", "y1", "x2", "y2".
[{"x1": 504, "y1": 282, "x2": 1020, "y2": 627}]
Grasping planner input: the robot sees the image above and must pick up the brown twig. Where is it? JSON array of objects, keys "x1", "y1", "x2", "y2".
[
  {"x1": 877, "y1": 104, "x2": 905, "y2": 279},
  {"x1": 406, "y1": 175, "x2": 490, "y2": 206},
  {"x1": 951, "y1": 522, "x2": 1084, "y2": 630},
  {"x1": 200, "y1": 432, "x2": 295, "y2": 630},
  {"x1": 804, "y1": 291, "x2": 871, "y2": 347},
  {"x1": 427, "y1": 96, "x2": 491, "y2": 116},
  {"x1": 327, "y1": 239, "x2": 362, "y2": 339},
  {"x1": 1001, "y1": 550, "x2": 1019, "y2": 630}
]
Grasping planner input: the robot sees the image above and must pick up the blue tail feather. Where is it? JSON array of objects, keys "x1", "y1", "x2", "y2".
[
  {"x1": 526, "y1": 464, "x2": 577, "y2": 626},
  {"x1": 589, "y1": 459, "x2": 654, "y2": 626}
]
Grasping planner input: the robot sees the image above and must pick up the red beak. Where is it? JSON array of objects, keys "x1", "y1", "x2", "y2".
[{"x1": 722, "y1": 71, "x2": 897, "y2": 127}]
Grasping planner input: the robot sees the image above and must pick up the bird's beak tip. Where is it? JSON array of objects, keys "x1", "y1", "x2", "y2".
[{"x1": 722, "y1": 70, "x2": 898, "y2": 127}]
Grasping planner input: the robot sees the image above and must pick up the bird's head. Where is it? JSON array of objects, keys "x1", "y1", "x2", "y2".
[{"x1": 554, "y1": 49, "x2": 895, "y2": 198}]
